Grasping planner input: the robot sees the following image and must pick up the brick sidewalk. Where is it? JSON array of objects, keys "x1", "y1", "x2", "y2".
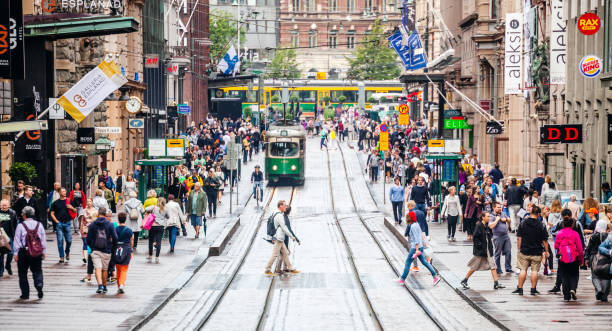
[{"x1": 0, "y1": 155, "x2": 263, "y2": 330}]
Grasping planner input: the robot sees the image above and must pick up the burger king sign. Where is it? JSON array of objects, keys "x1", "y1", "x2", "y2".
[{"x1": 580, "y1": 55, "x2": 601, "y2": 78}]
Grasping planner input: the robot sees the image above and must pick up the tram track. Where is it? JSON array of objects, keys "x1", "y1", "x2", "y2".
[
  {"x1": 334, "y1": 143, "x2": 446, "y2": 331},
  {"x1": 129, "y1": 189, "x2": 256, "y2": 331},
  {"x1": 324, "y1": 147, "x2": 385, "y2": 331}
]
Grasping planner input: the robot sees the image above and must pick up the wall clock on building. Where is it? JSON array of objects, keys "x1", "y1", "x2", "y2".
[
  {"x1": 125, "y1": 96, "x2": 142, "y2": 114},
  {"x1": 215, "y1": 89, "x2": 224, "y2": 98}
]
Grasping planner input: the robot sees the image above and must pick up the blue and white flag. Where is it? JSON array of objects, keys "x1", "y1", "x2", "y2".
[
  {"x1": 218, "y1": 45, "x2": 240, "y2": 75},
  {"x1": 388, "y1": 30, "x2": 427, "y2": 71}
]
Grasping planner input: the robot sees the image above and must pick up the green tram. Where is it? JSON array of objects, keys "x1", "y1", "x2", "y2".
[{"x1": 265, "y1": 122, "x2": 306, "y2": 185}]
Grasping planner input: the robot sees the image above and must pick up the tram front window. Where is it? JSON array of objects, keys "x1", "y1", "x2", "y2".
[{"x1": 270, "y1": 142, "x2": 299, "y2": 157}]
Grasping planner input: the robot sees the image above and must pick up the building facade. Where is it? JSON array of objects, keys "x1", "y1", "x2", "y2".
[
  {"x1": 279, "y1": 0, "x2": 402, "y2": 78},
  {"x1": 565, "y1": 0, "x2": 612, "y2": 201}
]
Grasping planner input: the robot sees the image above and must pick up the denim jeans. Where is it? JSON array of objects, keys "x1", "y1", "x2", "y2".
[
  {"x1": 168, "y1": 227, "x2": 178, "y2": 249},
  {"x1": 391, "y1": 201, "x2": 403, "y2": 224},
  {"x1": 56, "y1": 222, "x2": 72, "y2": 258},
  {"x1": 415, "y1": 203, "x2": 427, "y2": 213},
  {"x1": 253, "y1": 181, "x2": 264, "y2": 200},
  {"x1": 401, "y1": 247, "x2": 436, "y2": 279},
  {"x1": 493, "y1": 236, "x2": 512, "y2": 272}
]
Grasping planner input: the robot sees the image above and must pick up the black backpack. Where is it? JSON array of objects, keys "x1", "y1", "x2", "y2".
[
  {"x1": 94, "y1": 223, "x2": 108, "y2": 250},
  {"x1": 113, "y1": 227, "x2": 133, "y2": 265},
  {"x1": 263, "y1": 212, "x2": 279, "y2": 243}
]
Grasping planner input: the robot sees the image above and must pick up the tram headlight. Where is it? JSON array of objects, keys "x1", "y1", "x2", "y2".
[
  {"x1": 291, "y1": 165, "x2": 297, "y2": 171},
  {"x1": 272, "y1": 165, "x2": 278, "y2": 171}
]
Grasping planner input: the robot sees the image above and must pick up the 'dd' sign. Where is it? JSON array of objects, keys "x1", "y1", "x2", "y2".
[{"x1": 540, "y1": 124, "x2": 582, "y2": 144}]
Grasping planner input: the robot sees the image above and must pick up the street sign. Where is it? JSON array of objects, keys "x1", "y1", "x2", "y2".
[
  {"x1": 128, "y1": 118, "x2": 144, "y2": 129},
  {"x1": 486, "y1": 121, "x2": 504, "y2": 135},
  {"x1": 443, "y1": 109, "x2": 462, "y2": 118},
  {"x1": 398, "y1": 104, "x2": 409, "y2": 114},
  {"x1": 95, "y1": 127, "x2": 121, "y2": 134},
  {"x1": 177, "y1": 104, "x2": 191, "y2": 114},
  {"x1": 316, "y1": 72, "x2": 327, "y2": 80},
  {"x1": 444, "y1": 119, "x2": 471, "y2": 129},
  {"x1": 540, "y1": 124, "x2": 582, "y2": 144},
  {"x1": 166, "y1": 138, "x2": 185, "y2": 157},
  {"x1": 444, "y1": 139, "x2": 461, "y2": 153},
  {"x1": 398, "y1": 114, "x2": 410, "y2": 126},
  {"x1": 479, "y1": 100, "x2": 492, "y2": 113},
  {"x1": 380, "y1": 123, "x2": 388, "y2": 132},
  {"x1": 77, "y1": 128, "x2": 95, "y2": 144},
  {"x1": 0, "y1": 120, "x2": 48, "y2": 133},
  {"x1": 148, "y1": 139, "x2": 166, "y2": 157},
  {"x1": 428, "y1": 139, "x2": 445, "y2": 153},
  {"x1": 379, "y1": 131, "x2": 389, "y2": 151},
  {"x1": 49, "y1": 98, "x2": 65, "y2": 120}
]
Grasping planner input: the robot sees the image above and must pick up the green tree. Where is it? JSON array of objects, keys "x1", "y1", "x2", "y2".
[
  {"x1": 8, "y1": 162, "x2": 37, "y2": 186},
  {"x1": 210, "y1": 9, "x2": 246, "y2": 64},
  {"x1": 346, "y1": 20, "x2": 401, "y2": 80},
  {"x1": 266, "y1": 49, "x2": 300, "y2": 79}
]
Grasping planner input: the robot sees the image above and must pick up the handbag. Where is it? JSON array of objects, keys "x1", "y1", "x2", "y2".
[
  {"x1": 0, "y1": 227, "x2": 11, "y2": 253},
  {"x1": 592, "y1": 251, "x2": 612, "y2": 280},
  {"x1": 142, "y1": 209, "x2": 156, "y2": 230}
]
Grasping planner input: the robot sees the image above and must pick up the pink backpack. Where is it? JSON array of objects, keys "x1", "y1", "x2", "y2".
[{"x1": 557, "y1": 232, "x2": 578, "y2": 264}]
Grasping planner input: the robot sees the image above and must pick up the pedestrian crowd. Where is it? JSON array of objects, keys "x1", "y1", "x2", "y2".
[
  {"x1": 0, "y1": 115, "x2": 266, "y2": 299},
  {"x1": 353, "y1": 111, "x2": 612, "y2": 302}
]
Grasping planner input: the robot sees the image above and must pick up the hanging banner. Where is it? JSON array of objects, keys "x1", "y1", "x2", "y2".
[
  {"x1": 550, "y1": 0, "x2": 566, "y2": 84},
  {"x1": 505, "y1": 13, "x2": 523, "y2": 95},
  {"x1": 55, "y1": 59, "x2": 127, "y2": 122},
  {"x1": 0, "y1": 0, "x2": 25, "y2": 79},
  {"x1": 388, "y1": 30, "x2": 427, "y2": 71}
]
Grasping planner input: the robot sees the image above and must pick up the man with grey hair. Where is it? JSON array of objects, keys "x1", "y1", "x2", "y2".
[{"x1": 13, "y1": 206, "x2": 46, "y2": 300}]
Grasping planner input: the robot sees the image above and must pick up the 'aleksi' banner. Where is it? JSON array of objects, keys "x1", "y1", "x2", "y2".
[{"x1": 55, "y1": 59, "x2": 127, "y2": 122}]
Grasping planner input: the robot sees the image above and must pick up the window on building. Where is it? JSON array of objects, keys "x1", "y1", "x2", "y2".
[
  {"x1": 347, "y1": 31, "x2": 355, "y2": 49},
  {"x1": 292, "y1": 0, "x2": 301, "y2": 11},
  {"x1": 365, "y1": 0, "x2": 373, "y2": 11},
  {"x1": 291, "y1": 30, "x2": 299, "y2": 48},
  {"x1": 305, "y1": 0, "x2": 315, "y2": 11},
  {"x1": 329, "y1": 0, "x2": 337, "y2": 11},
  {"x1": 348, "y1": 0, "x2": 355, "y2": 11},
  {"x1": 328, "y1": 30, "x2": 337, "y2": 48},
  {"x1": 309, "y1": 30, "x2": 317, "y2": 48}
]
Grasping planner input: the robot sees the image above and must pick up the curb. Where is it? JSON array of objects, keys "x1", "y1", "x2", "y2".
[
  {"x1": 209, "y1": 217, "x2": 241, "y2": 256},
  {"x1": 124, "y1": 212, "x2": 245, "y2": 330}
]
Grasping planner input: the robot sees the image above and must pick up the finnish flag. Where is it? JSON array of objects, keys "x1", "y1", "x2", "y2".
[{"x1": 218, "y1": 45, "x2": 240, "y2": 75}]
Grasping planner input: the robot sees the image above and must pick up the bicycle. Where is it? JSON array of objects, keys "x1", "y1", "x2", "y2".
[{"x1": 253, "y1": 180, "x2": 264, "y2": 208}]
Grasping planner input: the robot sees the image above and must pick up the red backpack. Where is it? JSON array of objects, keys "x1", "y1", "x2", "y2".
[{"x1": 24, "y1": 222, "x2": 44, "y2": 258}]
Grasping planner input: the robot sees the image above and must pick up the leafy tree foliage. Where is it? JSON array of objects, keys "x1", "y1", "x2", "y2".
[
  {"x1": 266, "y1": 49, "x2": 300, "y2": 79},
  {"x1": 346, "y1": 20, "x2": 401, "y2": 80}
]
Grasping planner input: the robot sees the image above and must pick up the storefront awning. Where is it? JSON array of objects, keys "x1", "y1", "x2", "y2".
[{"x1": 25, "y1": 16, "x2": 139, "y2": 39}]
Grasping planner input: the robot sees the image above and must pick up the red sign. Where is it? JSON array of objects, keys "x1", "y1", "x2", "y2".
[
  {"x1": 167, "y1": 65, "x2": 178, "y2": 74},
  {"x1": 479, "y1": 100, "x2": 491, "y2": 112},
  {"x1": 578, "y1": 13, "x2": 601, "y2": 35},
  {"x1": 398, "y1": 104, "x2": 409, "y2": 114},
  {"x1": 540, "y1": 125, "x2": 582, "y2": 144},
  {"x1": 145, "y1": 54, "x2": 159, "y2": 68}
]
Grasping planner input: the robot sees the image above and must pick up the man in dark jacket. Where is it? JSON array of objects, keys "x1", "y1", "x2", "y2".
[
  {"x1": 513, "y1": 206, "x2": 549, "y2": 296},
  {"x1": 488, "y1": 163, "x2": 504, "y2": 184},
  {"x1": 86, "y1": 207, "x2": 118, "y2": 294},
  {"x1": 409, "y1": 177, "x2": 430, "y2": 212},
  {"x1": 506, "y1": 178, "x2": 525, "y2": 232},
  {"x1": 14, "y1": 186, "x2": 39, "y2": 223},
  {"x1": 530, "y1": 170, "x2": 545, "y2": 195}
]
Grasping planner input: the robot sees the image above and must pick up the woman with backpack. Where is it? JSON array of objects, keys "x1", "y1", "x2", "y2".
[
  {"x1": 123, "y1": 191, "x2": 144, "y2": 249},
  {"x1": 555, "y1": 214, "x2": 584, "y2": 301},
  {"x1": 585, "y1": 209, "x2": 610, "y2": 302},
  {"x1": 460, "y1": 211, "x2": 505, "y2": 290},
  {"x1": 113, "y1": 212, "x2": 133, "y2": 294},
  {"x1": 144, "y1": 198, "x2": 168, "y2": 263}
]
